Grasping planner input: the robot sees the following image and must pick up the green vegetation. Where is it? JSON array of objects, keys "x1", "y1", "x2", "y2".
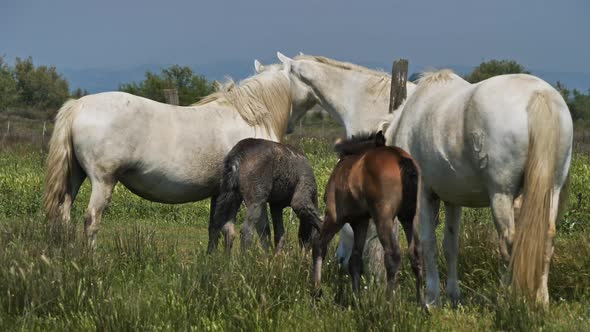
[
  {"x1": 0, "y1": 56, "x2": 69, "y2": 117},
  {"x1": 0, "y1": 57, "x2": 217, "y2": 119},
  {"x1": 119, "y1": 65, "x2": 216, "y2": 106},
  {"x1": 0, "y1": 122, "x2": 589, "y2": 330},
  {"x1": 464, "y1": 59, "x2": 530, "y2": 83}
]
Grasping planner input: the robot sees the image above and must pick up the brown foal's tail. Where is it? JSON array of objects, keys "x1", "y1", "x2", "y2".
[{"x1": 398, "y1": 155, "x2": 420, "y2": 222}]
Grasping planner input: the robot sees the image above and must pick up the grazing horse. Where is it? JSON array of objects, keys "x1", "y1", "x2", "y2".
[
  {"x1": 43, "y1": 66, "x2": 314, "y2": 247},
  {"x1": 312, "y1": 131, "x2": 424, "y2": 306},
  {"x1": 207, "y1": 138, "x2": 322, "y2": 253},
  {"x1": 279, "y1": 51, "x2": 573, "y2": 306},
  {"x1": 389, "y1": 70, "x2": 572, "y2": 305}
]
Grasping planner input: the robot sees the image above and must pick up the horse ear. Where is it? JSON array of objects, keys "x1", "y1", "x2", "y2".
[
  {"x1": 277, "y1": 52, "x2": 293, "y2": 73},
  {"x1": 277, "y1": 52, "x2": 292, "y2": 63},
  {"x1": 254, "y1": 59, "x2": 264, "y2": 73},
  {"x1": 213, "y1": 80, "x2": 222, "y2": 91},
  {"x1": 299, "y1": 51, "x2": 305, "y2": 56}
]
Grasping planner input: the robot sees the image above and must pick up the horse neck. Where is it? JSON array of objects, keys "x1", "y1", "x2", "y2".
[
  {"x1": 306, "y1": 67, "x2": 392, "y2": 136},
  {"x1": 220, "y1": 72, "x2": 293, "y2": 141}
]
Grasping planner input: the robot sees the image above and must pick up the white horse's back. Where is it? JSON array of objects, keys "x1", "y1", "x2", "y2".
[{"x1": 70, "y1": 92, "x2": 255, "y2": 203}]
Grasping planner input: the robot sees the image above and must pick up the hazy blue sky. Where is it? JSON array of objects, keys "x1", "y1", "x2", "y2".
[{"x1": 1, "y1": 0, "x2": 588, "y2": 72}]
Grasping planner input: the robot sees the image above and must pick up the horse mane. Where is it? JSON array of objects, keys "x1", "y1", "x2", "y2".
[
  {"x1": 295, "y1": 54, "x2": 415, "y2": 111},
  {"x1": 295, "y1": 54, "x2": 387, "y2": 77},
  {"x1": 212, "y1": 77, "x2": 236, "y2": 92},
  {"x1": 417, "y1": 69, "x2": 456, "y2": 85},
  {"x1": 334, "y1": 131, "x2": 386, "y2": 157},
  {"x1": 193, "y1": 71, "x2": 291, "y2": 138}
]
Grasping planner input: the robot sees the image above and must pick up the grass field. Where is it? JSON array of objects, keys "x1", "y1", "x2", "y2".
[{"x1": 0, "y1": 120, "x2": 589, "y2": 331}]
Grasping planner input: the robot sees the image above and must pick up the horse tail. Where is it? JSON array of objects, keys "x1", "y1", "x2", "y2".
[
  {"x1": 399, "y1": 154, "x2": 420, "y2": 222},
  {"x1": 43, "y1": 99, "x2": 81, "y2": 223},
  {"x1": 212, "y1": 153, "x2": 243, "y2": 229},
  {"x1": 509, "y1": 90, "x2": 562, "y2": 299}
]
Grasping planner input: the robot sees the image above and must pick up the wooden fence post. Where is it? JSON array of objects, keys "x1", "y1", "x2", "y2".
[
  {"x1": 41, "y1": 121, "x2": 47, "y2": 156},
  {"x1": 163, "y1": 88, "x2": 179, "y2": 105},
  {"x1": 388, "y1": 59, "x2": 409, "y2": 113}
]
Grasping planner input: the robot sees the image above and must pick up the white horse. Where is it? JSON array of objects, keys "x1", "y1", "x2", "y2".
[
  {"x1": 277, "y1": 53, "x2": 573, "y2": 305},
  {"x1": 44, "y1": 65, "x2": 315, "y2": 248},
  {"x1": 274, "y1": 52, "x2": 414, "y2": 279}
]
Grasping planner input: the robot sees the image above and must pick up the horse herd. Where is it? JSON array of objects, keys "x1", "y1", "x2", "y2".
[{"x1": 43, "y1": 52, "x2": 573, "y2": 309}]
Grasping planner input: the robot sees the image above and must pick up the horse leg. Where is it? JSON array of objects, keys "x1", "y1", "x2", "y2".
[
  {"x1": 222, "y1": 222, "x2": 236, "y2": 253},
  {"x1": 399, "y1": 214, "x2": 425, "y2": 308},
  {"x1": 207, "y1": 195, "x2": 237, "y2": 254},
  {"x1": 84, "y1": 177, "x2": 116, "y2": 249},
  {"x1": 537, "y1": 188, "x2": 561, "y2": 304},
  {"x1": 241, "y1": 202, "x2": 271, "y2": 252},
  {"x1": 442, "y1": 202, "x2": 462, "y2": 307},
  {"x1": 374, "y1": 212, "x2": 401, "y2": 298},
  {"x1": 291, "y1": 192, "x2": 322, "y2": 249},
  {"x1": 349, "y1": 219, "x2": 369, "y2": 295},
  {"x1": 207, "y1": 195, "x2": 219, "y2": 253},
  {"x1": 489, "y1": 192, "x2": 515, "y2": 278},
  {"x1": 253, "y1": 204, "x2": 271, "y2": 252},
  {"x1": 270, "y1": 204, "x2": 285, "y2": 253},
  {"x1": 61, "y1": 162, "x2": 86, "y2": 224},
  {"x1": 421, "y1": 189, "x2": 441, "y2": 307},
  {"x1": 312, "y1": 213, "x2": 341, "y2": 293}
]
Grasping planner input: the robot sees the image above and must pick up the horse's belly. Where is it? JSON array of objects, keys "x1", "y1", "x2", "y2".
[
  {"x1": 422, "y1": 164, "x2": 489, "y2": 208},
  {"x1": 118, "y1": 169, "x2": 216, "y2": 204}
]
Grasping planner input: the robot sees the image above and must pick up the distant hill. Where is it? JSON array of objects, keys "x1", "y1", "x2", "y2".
[{"x1": 62, "y1": 59, "x2": 590, "y2": 94}]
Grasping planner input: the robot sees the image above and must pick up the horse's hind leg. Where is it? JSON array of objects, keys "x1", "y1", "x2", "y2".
[
  {"x1": 399, "y1": 213, "x2": 425, "y2": 308},
  {"x1": 61, "y1": 160, "x2": 86, "y2": 224},
  {"x1": 442, "y1": 202, "x2": 462, "y2": 307},
  {"x1": 537, "y1": 187, "x2": 561, "y2": 304},
  {"x1": 421, "y1": 190, "x2": 441, "y2": 306},
  {"x1": 349, "y1": 219, "x2": 369, "y2": 295},
  {"x1": 241, "y1": 201, "x2": 271, "y2": 252},
  {"x1": 489, "y1": 192, "x2": 515, "y2": 276},
  {"x1": 374, "y1": 211, "x2": 402, "y2": 298},
  {"x1": 84, "y1": 176, "x2": 116, "y2": 249},
  {"x1": 207, "y1": 195, "x2": 237, "y2": 253},
  {"x1": 270, "y1": 204, "x2": 285, "y2": 252}
]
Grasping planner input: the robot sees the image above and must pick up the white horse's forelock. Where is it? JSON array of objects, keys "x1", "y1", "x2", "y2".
[{"x1": 195, "y1": 72, "x2": 292, "y2": 138}]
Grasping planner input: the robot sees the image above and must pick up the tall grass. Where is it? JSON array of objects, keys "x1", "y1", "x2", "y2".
[{"x1": 0, "y1": 130, "x2": 589, "y2": 330}]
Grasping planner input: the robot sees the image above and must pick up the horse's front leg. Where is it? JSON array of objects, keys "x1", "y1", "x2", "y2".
[
  {"x1": 420, "y1": 188, "x2": 441, "y2": 307},
  {"x1": 442, "y1": 202, "x2": 462, "y2": 307}
]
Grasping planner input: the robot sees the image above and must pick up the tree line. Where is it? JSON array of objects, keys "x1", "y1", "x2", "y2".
[
  {"x1": 0, "y1": 56, "x2": 589, "y2": 124},
  {"x1": 0, "y1": 56, "x2": 71, "y2": 116}
]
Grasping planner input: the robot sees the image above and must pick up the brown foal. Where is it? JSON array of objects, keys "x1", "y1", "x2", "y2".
[{"x1": 312, "y1": 131, "x2": 425, "y2": 306}]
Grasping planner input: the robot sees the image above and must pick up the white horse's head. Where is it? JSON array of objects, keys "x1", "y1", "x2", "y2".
[
  {"x1": 277, "y1": 52, "x2": 414, "y2": 137},
  {"x1": 256, "y1": 56, "x2": 320, "y2": 133}
]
